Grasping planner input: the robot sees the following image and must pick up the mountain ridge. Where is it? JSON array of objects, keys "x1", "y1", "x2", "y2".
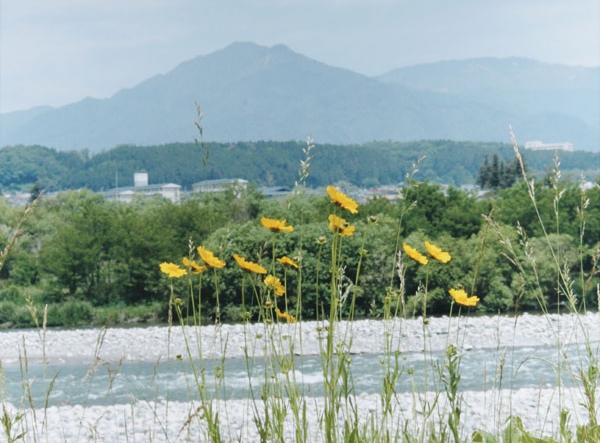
[{"x1": 1, "y1": 42, "x2": 598, "y2": 152}]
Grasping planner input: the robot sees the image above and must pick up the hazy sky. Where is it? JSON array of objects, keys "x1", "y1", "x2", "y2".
[{"x1": 1, "y1": 0, "x2": 599, "y2": 113}]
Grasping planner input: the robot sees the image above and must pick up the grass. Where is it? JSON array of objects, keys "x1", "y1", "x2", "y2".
[{"x1": 1, "y1": 134, "x2": 599, "y2": 442}]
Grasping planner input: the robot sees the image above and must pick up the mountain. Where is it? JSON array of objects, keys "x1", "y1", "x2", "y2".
[
  {"x1": 1, "y1": 43, "x2": 598, "y2": 152},
  {"x1": 0, "y1": 106, "x2": 54, "y2": 134},
  {"x1": 378, "y1": 58, "x2": 600, "y2": 150}
]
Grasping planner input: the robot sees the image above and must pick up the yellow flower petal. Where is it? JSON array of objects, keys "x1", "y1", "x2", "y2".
[
  {"x1": 264, "y1": 274, "x2": 286, "y2": 296},
  {"x1": 233, "y1": 254, "x2": 267, "y2": 274},
  {"x1": 261, "y1": 217, "x2": 294, "y2": 233},
  {"x1": 277, "y1": 256, "x2": 299, "y2": 269},
  {"x1": 328, "y1": 214, "x2": 355, "y2": 237},
  {"x1": 182, "y1": 257, "x2": 207, "y2": 274},
  {"x1": 327, "y1": 186, "x2": 359, "y2": 214},
  {"x1": 159, "y1": 262, "x2": 187, "y2": 278},
  {"x1": 403, "y1": 243, "x2": 428, "y2": 265},
  {"x1": 449, "y1": 288, "x2": 480, "y2": 307},
  {"x1": 425, "y1": 241, "x2": 451, "y2": 263},
  {"x1": 197, "y1": 246, "x2": 226, "y2": 269},
  {"x1": 275, "y1": 307, "x2": 297, "y2": 323}
]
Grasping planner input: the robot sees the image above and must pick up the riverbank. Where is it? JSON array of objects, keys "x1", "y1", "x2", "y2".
[{"x1": 1, "y1": 312, "x2": 599, "y2": 363}]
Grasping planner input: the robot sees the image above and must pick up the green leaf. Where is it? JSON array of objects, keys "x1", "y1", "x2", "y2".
[{"x1": 471, "y1": 429, "x2": 499, "y2": 442}]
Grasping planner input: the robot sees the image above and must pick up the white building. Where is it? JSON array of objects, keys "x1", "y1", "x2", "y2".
[
  {"x1": 524, "y1": 140, "x2": 574, "y2": 152},
  {"x1": 102, "y1": 172, "x2": 181, "y2": 203},
  {"x1": 191, "y1": 178, "x2": 248, "y2": 195}
]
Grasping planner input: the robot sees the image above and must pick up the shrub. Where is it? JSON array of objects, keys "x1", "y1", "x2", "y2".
[
  {"x1": 0, "y1": 301, "x2": 17, "y2": 325},
  {"x1": 0, "y1": 285, "x2": 21, "y2": 302},
  {"x1": 45, "y1": 300, "x2": 95, "y2": 327},
  {"x1": 60, "y1": 300, "x2": 94, "y2": 326}
]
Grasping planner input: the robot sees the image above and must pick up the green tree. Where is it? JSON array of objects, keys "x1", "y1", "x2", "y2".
[
  {"x1": 477, "y1": 154, "x2": 524, "y2": 190},
  {"x1": 39, "y1": 191, "x2": 114, "y2": 302},
  {"x1": 109, "y1": 200, "x2": 180, "y2": 304}
]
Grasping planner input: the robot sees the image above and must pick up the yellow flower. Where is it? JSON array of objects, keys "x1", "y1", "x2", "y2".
[
  {"x1": 275, "y1": 307, "x2": 297, "y2": 323},
  {"x1": 327, "y1": 186, "x2": 358, "y2": 214},
  {"x1": 182, "y1": 257, "x2": 207, "y2": 274},
  {"x1": 264, "y1": 274, "x2": 286, "y2": 296},
  {"x1": 261, "y1": 217, "x2": 294, "y2": 233},
  {"x1": 449, "y1": 288, "x2": 480, "y2": 307},
  {"x1": 233, "y1": 254, "x2": 267, "y2": 274},
  {"x1": 197, "y1": 246, "x2": 226, "y2": 269},
  {"x1": 159, "y1": 262, "x2": 187, "y2": 278},
  {"x1": 425, "y1": 241, "x2": 451, "y2": 263},
  {"x1": 277, "y1": 256, "x2": 299, "y2": 269},
  {"x1": 328, "y1": 214, "x2": 355, "y2": 237},
  {"x1": 403, "y1": 243, "x2": 428, "y2": 265}
]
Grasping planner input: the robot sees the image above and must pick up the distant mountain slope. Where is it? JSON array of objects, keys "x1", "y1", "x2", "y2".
[
  {"x1": 378, "y1": 57, "x2": 600, "y2": 149},
  {"x1": 1, "y1": 44, "x2": 598, "y2": 152},
  {"x1": 0, "y1": 106, "x2": 53, "y2": 135}
]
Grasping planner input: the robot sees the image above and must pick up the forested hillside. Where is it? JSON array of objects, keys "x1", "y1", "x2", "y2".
[{"x1": 1, "y1": 140, "x2": 598, "y2": 193}]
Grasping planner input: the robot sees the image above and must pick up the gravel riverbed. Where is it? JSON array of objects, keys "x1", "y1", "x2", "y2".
[{"x1": 1, "y1": 312, "x2": 599, "y2": 442}]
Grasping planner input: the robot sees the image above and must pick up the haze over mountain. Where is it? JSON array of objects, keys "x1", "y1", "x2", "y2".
[{"x1": 1, "y1": 42, "x2": 598, "y2": 153}]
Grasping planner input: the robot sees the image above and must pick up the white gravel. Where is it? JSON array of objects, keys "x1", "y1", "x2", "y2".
[
  {"x1": 2, "y1": 312, "x2": 599, "y2": 363},
  {"x1": 1, "y1": 312, "x2": 599, "y2": 442},
  {"x1": 1, "y1": 388, "x2": 594, "y2": 442}
]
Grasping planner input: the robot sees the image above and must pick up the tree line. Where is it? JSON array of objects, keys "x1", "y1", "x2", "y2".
[
  {"x1": 0, "y1": 172, "x2": 598, "y2": 327},
  {"x1": 1, "y1": 141, "x2": 598, "y2": 194}
]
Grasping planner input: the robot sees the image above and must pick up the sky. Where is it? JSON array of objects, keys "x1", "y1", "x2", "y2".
[{"x1": 1, "y1": 0, "x2": 599, "y2": 113}]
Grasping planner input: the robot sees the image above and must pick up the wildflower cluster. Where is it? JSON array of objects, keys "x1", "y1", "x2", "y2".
[
  {"x1": 403, "y1": 240, "x2": 479, "y2": 307},
  {"x1": 259, "y1": 218, "x2": 295, "y2": 320},
  {"x1": 160, "y1": 185, "x2": 482, "y2": 329},
  {"x1": 327, "y1": 186, "x2": 358, "y2": 237},
  {"x1": 159, "y1": 245, "x2": 226, "y2": 279}
]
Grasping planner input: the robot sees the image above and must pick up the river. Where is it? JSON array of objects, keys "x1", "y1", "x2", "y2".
[{"x1": 2, "y1": 341, "x2": 591, "y2": 407}]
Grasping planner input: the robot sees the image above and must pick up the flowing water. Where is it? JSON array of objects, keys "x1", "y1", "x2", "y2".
[{"x1": 2, "y1": 342, "x2": 593, "y2": 407}]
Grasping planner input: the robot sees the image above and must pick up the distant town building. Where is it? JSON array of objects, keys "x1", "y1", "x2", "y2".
[
  {"x1": 101, "y1": 172, "x2": 181, "y2": 203},
  {"x1": 581, "y1": 181, "x2": 599, "y2": 191},
  {"x1": 524, "y1": 140, "x2": 574, "y2": 152},
  {"x1": 3, "y1": 191, "x2": 32, "y2": 206},
  {"x1": 259, "y1": 186, "x2": 292, "y2": 198},
  {"x1": 191, "y1": 178, "x2": 248, "y2": 195},
  {"x1": 360, "y1": 185, "x2": 403, "y2": 202}
]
